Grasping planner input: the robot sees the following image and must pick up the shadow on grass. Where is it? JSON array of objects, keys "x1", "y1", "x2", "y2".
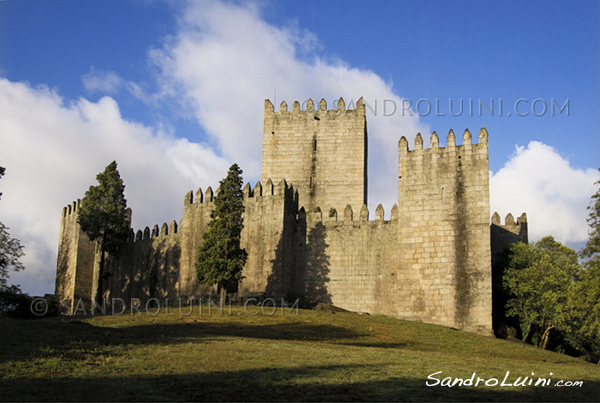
[
  {"x1": 0, "y1": 318, "x2": 367, "y2": 364},
  {"x1": 339, "y1": 342, "x2": 409, "y2": 349},
  {"x1": 1, "y1": 363, "x2": 599, "y2": 402}
]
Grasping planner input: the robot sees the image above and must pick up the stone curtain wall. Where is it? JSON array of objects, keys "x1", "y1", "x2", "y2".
[
  {"x1": 261, "y1": 98, "x2": 367, "y2": 215},
  {"x1": 103, "y1": 220, "x2": 182, "y2": 304},
  {"x1": 99, "y1": 180, "x2": 298, "y2": 303},
  {"x1": 178, "y1": 186, "x2": 216, "y2": 297},
  {"x1": 295, "y1": 205, "x2": 401, "y2": 315},
  {"x1": 490, "y1": 212, "x2": 528, "y2": 332},
  {"x1": 490, "y1": 212, "x2": 528, "y2": 267},
  {"x1": 238, "y1": 180, "x2": 298, "y2": 296}
]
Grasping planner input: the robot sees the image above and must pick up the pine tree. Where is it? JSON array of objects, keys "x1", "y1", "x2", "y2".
[
  {"x1": 78, "y1": 161, "x2": 129, "y2": 307},
  {"x1": 195, "y1": 164, "x2": 247, "y2": 306}
]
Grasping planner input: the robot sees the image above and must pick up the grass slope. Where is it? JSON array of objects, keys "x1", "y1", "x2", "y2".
[{"x1": 1, "y1": 306, "x2": 599, "y2": 401}]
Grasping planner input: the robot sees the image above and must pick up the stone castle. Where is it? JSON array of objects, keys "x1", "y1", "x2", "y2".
[{"x1": 54, "y1": 97, "x2": 527, "y2": 334}]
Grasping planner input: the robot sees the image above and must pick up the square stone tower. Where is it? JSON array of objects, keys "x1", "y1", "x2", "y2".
[
  {"x1": 396, "y1": 128, "x2": 492, "y2": 333},
  {"x1": 261, "y1": 97, "x2": 367, "y2": 215}
]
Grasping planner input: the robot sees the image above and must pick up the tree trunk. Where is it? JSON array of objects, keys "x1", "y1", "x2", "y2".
[
  {"x1": 95, "y1": 241, "x2": 105, "y2": 313},
  {"x1": 220, "y1": 285, "x2": 226, "y2": 309},
  {"x1": 541, "y1": 326, "x2": 556, "y2": 350},
  {"x1": 523, "y1": 324, "x2": 533, "y2": 343}
]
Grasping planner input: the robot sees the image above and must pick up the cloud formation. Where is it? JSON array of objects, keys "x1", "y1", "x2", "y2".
[
  {"x1": 151, "y1": 0, "x2": 427, "y2": 210},
  {"x1": 490, "y1": 141, "x2": 599, "y2": 243},
  {"x1": 0, "y1": 79, "x2": 229, "y2": 295},
  {"x1": 82, "y1": 68, "x2": 125, "y2": 94}
]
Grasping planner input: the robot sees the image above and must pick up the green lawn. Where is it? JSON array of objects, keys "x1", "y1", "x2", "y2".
[{"x1": 1, "y1": 306, "x2": 599, "y2": 401}]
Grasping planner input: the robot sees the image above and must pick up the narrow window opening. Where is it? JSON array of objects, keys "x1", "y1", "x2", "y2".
[
  {"x1": 309, "y1": 177, "x2": 313, "y2": 188},
  {"x1": 441, "y1": 187, "x2": 445, "y2": 204},
  {"x1": 313, "y1": 139, "x2": 317, "y2": 151}
]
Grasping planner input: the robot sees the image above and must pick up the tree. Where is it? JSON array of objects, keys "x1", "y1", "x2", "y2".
[
  {"x1": 503, "y1": 236, "x2": 580, "y2": 349},
  {"x1": 0, "y1": 222, "x2": 25, "y2": 291},
  {"x1": 0, "y1": 166, "x2": 25, "y2": 291},
  {"x1": 77, "y1": 161, "x2": 129, "y2": 306},
  {"x1": 196, "y1": 164, "x2": 247, "y2": 307},
  {"x1": 569, "y1": 172, "x2": 600, "y2": 358},
  {"x1": 581, "y1": 171, "x2": 600, "y2": 261}
]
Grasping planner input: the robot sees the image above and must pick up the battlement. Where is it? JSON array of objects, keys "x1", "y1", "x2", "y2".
[
  {"x1": 242, "y1": 179, "x2": 292, "y2": 199},
  {"x1": 62, "y1": 199, "x2": 82, "y2": 217},
  {"x1": 183, "y1": 178, "x2": 293, "y2": 210},
  {"x1": 491, "y1": 212, "x2": 527, "y2": 227},
  {"x1": 299, "y1": 203, "x2": 401, "y2": 224},
  {"x1": 262, "y1": 96, "x2": 368, "y2": 215},
  {"x1": 399, "y1": 127, "x2": 488, "y2": 153},
  {"x1": 131, "y1": 220, "x2": 179, "y2": 243},
  {"x1": 265, "y1": 97, "x2": 366, "y2": 118}
]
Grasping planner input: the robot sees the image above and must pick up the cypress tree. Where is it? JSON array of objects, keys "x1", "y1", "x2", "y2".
[
  {"x1": 78, "y1": 161, "x2": 129, "y2": 307},
  {"x1": 196, "y1": 164, "x2": 247, "y2": 306}
]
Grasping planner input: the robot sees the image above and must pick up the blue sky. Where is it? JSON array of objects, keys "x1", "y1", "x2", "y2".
[{"x1": 0, "y1": 0, "x2": 599, "y2": 295}]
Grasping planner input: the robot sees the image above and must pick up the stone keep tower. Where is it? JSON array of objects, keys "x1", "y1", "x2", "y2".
[
  {"x1": 55, "y1": 200, "x2": 96, "y2": 310},
  {"x1": 396, "y1": 129, "x2": 492, "y2": 333},
  {"x1": 261, "y1": 97, "x2": 367, "y2": 214}
]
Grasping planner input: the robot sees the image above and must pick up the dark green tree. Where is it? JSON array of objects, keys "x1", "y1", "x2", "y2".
[
  {"x1": 78, "y1": 161, "x2": 129, "y2": 306},
  {"x1": 569, "y1": 173, "x2": 600, "y2": 358},
  {"x1": 503, "y1": 236, "x2": 580, "y2": 349},
  {"x1": 195, "y1": 164, "x2": 247, "y2": 306}
]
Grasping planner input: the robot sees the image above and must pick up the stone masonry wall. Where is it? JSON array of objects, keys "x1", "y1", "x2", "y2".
[
  {"x1": 55, "y1": 200, "x2": 95, "y2": 312},
  {"x1": 490, "y1": 212, "x2": 528, "y2": 333},
  {"x1": 104, "y1": 220, "x2": 182, "y2": 304},
  {"x1": 261, "y1": 98, "x2": 367, "y2": 215},
  {"x1": 295, "y1": 204, "x2": 401, "y2": 315},
  {"x1": 396, "y1": 129, "x2": 492, "y2": 333},
  {"x1": 490, "y1": 212, "x2": 528, "y2": 267},
  {"x1": 98, "y1": 180, "x2": 298, "y2": 304}
]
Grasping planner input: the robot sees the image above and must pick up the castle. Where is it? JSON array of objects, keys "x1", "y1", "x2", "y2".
[{"x1": 54, "y1": 97, "x2": 527, "y2": 335}]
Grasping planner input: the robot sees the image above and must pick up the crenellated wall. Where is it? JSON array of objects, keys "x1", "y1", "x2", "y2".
[
  {"x1": 396, "y1": 128, "x2": 492, "y2": 333},
  {"x1": 54, "y1": 96, "x2": 526, "y2": 335},
  {"x1": 55, "y1": 200, "x2": 96, "y2": 312},
  {"x1": 294, "y1": 204, "x2": 401, "y2": 315},
  {"x1": 490, "y1": 212, "x2": 528, "y2": 266},
  {"x1": 87, "y1": 179, "x2": 300, "y2": 305},
  {"x1": 490, "y1": 212, "x2": 528, "y2": 333},
  {"x1": 261, "y1": 97, "x2": 367, "y2": 215},
  {"x1": 103, "y1": 217, "x2": 183, "y2": 304}
]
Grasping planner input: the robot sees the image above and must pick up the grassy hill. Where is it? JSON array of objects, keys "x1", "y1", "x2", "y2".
[{"x1": 1, "y1": 305, "x2": 599, "y2": 401}]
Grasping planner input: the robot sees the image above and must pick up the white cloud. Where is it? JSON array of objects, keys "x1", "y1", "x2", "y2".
[
  {"x1": 490, "y1": 141, "x2": 599, "y2": 244},
  {"x1": 150, "y1": 0, "x2": 427, "y2": 211},
  {"x1": 82, "y1": 68, "x2": 125, "y2": 94},
  {"x1": 0, "y1": 79, "x2": 228, "y2": 295}
]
